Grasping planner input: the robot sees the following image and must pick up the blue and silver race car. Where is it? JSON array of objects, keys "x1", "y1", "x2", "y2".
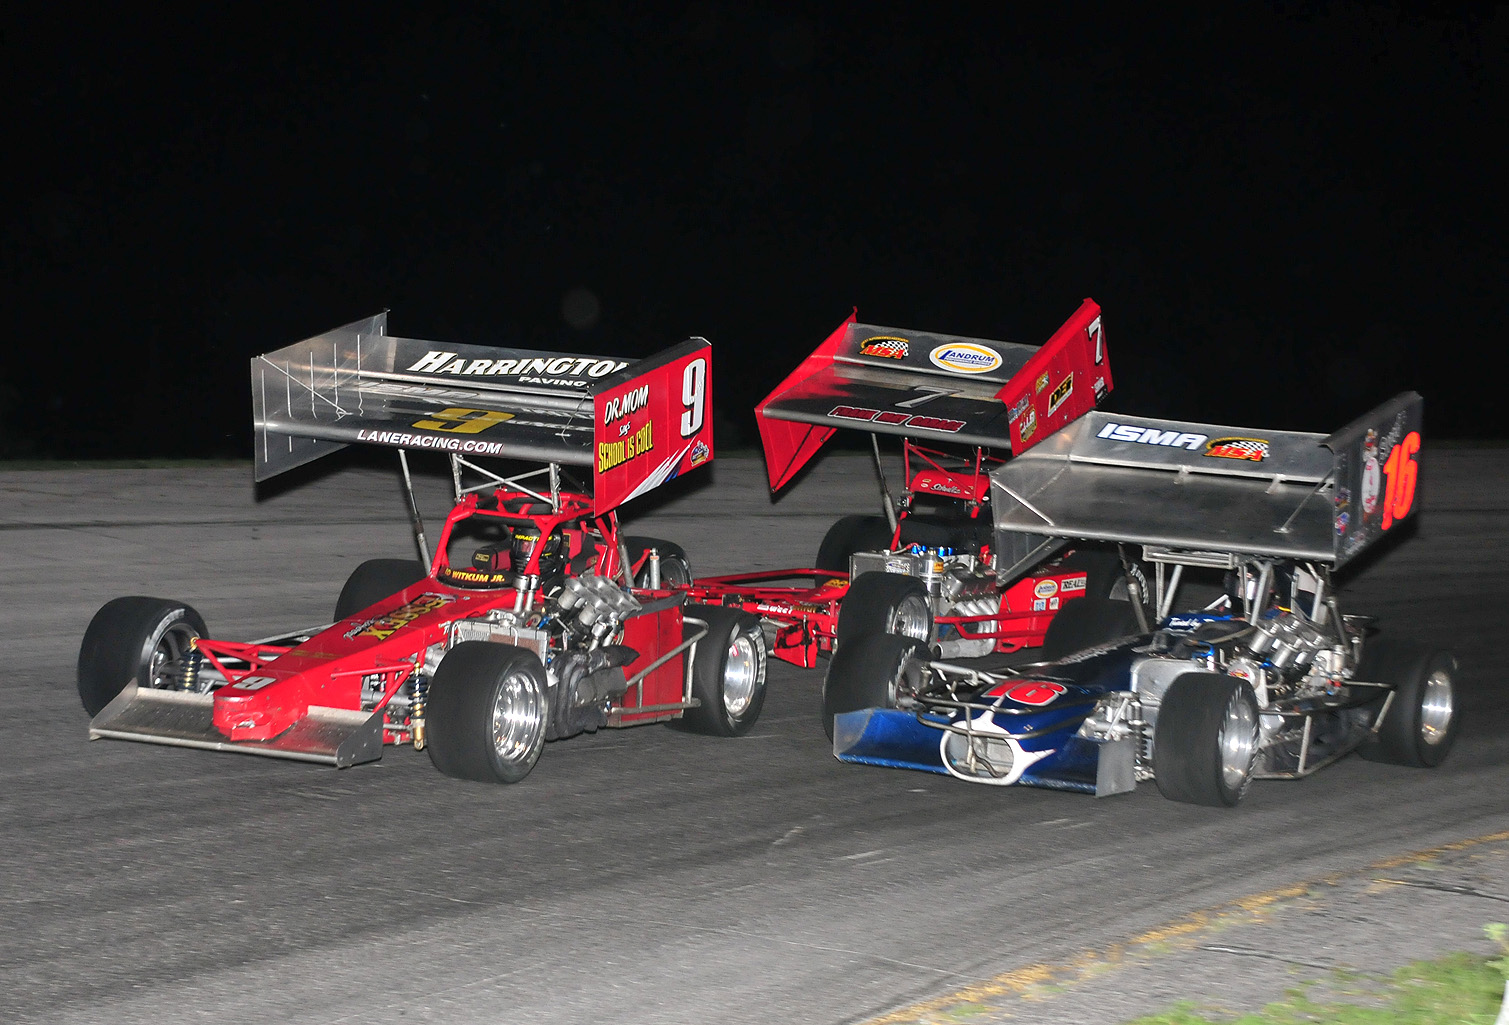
[{"x1": 825, "y1": 393, "x2": 1457, "y2": 806}]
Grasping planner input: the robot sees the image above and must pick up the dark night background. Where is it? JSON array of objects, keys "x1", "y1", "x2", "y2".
[{"x1": 3, "y1": 3, "x2": 1502, "y2": 460}]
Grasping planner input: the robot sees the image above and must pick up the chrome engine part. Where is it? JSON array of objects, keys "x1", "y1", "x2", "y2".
[{"x1": 556, "y1": 572, "x2": 642, "y2": 647}]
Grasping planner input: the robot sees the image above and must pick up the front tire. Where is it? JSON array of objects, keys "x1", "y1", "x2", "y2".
[
  {"x1": 1356, "y1": 640, "x2": 1459, "y2": 768},
  {"x1": 814, "y1": 515, "x2": 895, "y2": 572},
  {"x1": 821, "y1": 632, "x2": 930, "y2": 740},
  {"x1": 77, "y1": 597, "x2": 208, "y2": 716},
  {"x1": 623, "y1": 537, "x2": 693, "y2": 588},
  {"x1": 1153, "y1": 673, "x2": 1260, "y2": 807},
  {"x1": 1039, "y1": 597, "x2": 1145, "y2": 661},
  {"x1": 334, "y1": 558, "x2": 428, "y2": 621},
  {"x1": 426, "y1": 643, "x2": 549, "y2": 783},
  {"x1": 681, "y1": 606, "x2": 768, "y2": 736},
  {"x1": 836, "y1": 573, "x2": 933, "y2": 647}
]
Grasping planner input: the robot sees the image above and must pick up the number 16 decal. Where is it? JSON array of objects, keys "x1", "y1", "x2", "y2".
[
  {"x1": 1381, "y1": 430, "x2": 1421, "y2": 531},
  {"x1": 680, "y1": 358, "x2": 707, "y2": 437}
]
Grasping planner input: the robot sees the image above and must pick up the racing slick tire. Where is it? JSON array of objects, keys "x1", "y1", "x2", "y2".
[
  {"x1": 836, "y1": 573, "x2": 933, "y2": 648},
  {"x1": 1355, "y1": 640, "x2": 1459, "y2": 768},
  {"x1": 814, "y1": 515, "x2": 895, "y2": 573},
  {"x1": 680, "y1": 605, "x2": 768, "y2": 737},
  {"x1": 77, "y1": 597, "x2": 209, "y2": 716},
  {"x1": 822, "y1": 632, "x2": 931, "y2": 740},
  {"x1": 1038, "y1": 597, "x2": 1145, "y2": 661},
  {"x1": 334, "y1": 559, "x2": 428, "y2": 621},
  {"x1": 623, "y1": 536, "x2": 693, "y2": 589},
  {"x1": 1153, "y1": 673, "x2": 1261, "y2": 807},
  {"x1": 426, "y1": 642, "x2": 549, "y2": 784},
  {"x1": 1058, "y1": 547, "x2": 1153, "y2": 622}
]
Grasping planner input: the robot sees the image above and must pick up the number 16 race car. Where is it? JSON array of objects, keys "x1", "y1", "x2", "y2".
[
  {"x1": 79, "y1": 314, "x2": 766, "y2": 784},
  {"x1": 828, "y1": 392, "x2": 1458, "y2": 806}
]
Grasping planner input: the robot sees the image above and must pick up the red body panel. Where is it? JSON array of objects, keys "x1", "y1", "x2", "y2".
[
  {"x1": 754, "y1": 312, "x2": 855, "y2": 491},
  {"x1": 593, "y1": 347, "x2": 714, "y2": 515},
  {"x1": 994, "y1": 298, "x2": 1109, "y2": 455},
  {"x1": 613, "y1": 608, "x2": 687, "y2": 724}
]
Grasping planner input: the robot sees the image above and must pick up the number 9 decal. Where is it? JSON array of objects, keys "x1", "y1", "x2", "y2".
[{"x1": 680, "y1": 358, "x2": 707, "y2": 438}]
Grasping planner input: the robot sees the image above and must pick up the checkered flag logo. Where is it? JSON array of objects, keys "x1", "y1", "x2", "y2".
[{"x1": 1205, "y1": 437, "x2": 1269, "y2": 462}]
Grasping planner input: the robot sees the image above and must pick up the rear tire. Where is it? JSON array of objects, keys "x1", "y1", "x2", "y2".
[
  {"x1": 1153, "y1": 673, "x2": 1260, "y2": 807},
  {"x1": 681, "y1": 606, "x2": 768, "y2": 736},
  {"x1": 77, "y1": 597, "x2": 208, "y2": 716},
  {"x1": 426, "y1": 643, "x2": 549, "y2": 783},
  {"x1": 814, "y1": 515, "x2": 895, "y2": 572},
  {"x1": 821, "y1": 632, "x2": 930, "y2": 739},
  {"x1": 836, "y1": 572, "x2": 933, "y2": 647},
  {"x1": 623, "y1": 537, "x2": 693, "y2": 588},
  {"x1": 334, "y1": 559, "x2": 428, "y2": 621},
  {"x1": 1355, "y1": 640, "x2": 1459, "y2": 768},
  {"x1": 1039, "y1": 597, "x2": 1144, "y2": 661}
]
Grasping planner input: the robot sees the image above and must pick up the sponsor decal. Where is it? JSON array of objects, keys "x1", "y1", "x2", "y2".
[
  {"x1": 924, "y1": 480, "x2": 963, "y2": 494},
  {"x1": 858, "y1": 336, "x2": 909, "y2": 359},
  {"x1": 598, "y1": 419, "x2": 654, "y2": 473},
  {"x1": 1335, "y1": 510, "x2": 1350, "y2": 535},
  {"x1": 1035, "y1": 372, "x2": 1050, "y2": 394},
  {"x1": 826, "y1": 407, "x2": 964, "y2": 433},
  {"x1": 346, "y1": 593, "x2": 457, "y2": 641},
  {"x1": 929, "y1": 342, "x2": 1003, "y2": 375},
  {"x1": 357, "y1": 429, "x2": 507, "y2": 456},
  {"x1": 1034, "y1": 579, "x2": 1058, "y2": 598},
  {"x1": 1032, "y1": 598, "x2": 1047, "y2": 611},
  {"x1": 1096, "y1": 422, "x2": 1208, "y2": 450},
  {"x1": 1204, "y1": 436, "x2": 1269, "y2": 462},
  {"x1": 602, "y1": 385, "x2": 650, "y2": 425},
  {"x1": 822, "y1": 578, "x2": 847, "y2": 589},
  {"x1": 1049, "y1": 596, "x2": 1060, "y2": 609},
  {"x1": 1017, "y1": 406, "x2": 1037, "y2": 443},
  {"x1": 885, "y1": 558, "x2": 911, "y2": 574},
  {"x1": 1361, "y1": 429, "x2": 1381, "y2": 516},
  {"x1": 1047, "y1": 374, "x2": 1073, "y2": 416},
  {"x1": 1093, "y1": 376, "x2": 1108, "y2": 402},
  {"x1": 405, "y1": 350, "x2": 628, "y2": 385},
  {"x1": 1008, "y1": 394, "x2": 1031, "y2": 424},
  {"x1": 1060, "y1": 574, "x2": 1088, "y2": 593},
  {"x1": 1161, "y1": 614, "x2": 1231, "y2": 632},
  {"x1": 689, "y1": 438, "x2": 710, "y2": 466}
]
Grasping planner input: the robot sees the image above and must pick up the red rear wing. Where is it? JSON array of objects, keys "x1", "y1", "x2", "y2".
[
  {"x1": 754, "y1": 299, "x2": 1111, "y2": 490},
  {"x1": 252, "y1": 313, "x2": 714, "y2": 516}
]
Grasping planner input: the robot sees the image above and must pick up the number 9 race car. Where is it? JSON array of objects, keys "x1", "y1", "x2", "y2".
[
  {"x1": 828, "y1": 392, "x2": 1457, "y2": 806},
  {"x1": 79, "y1": 314, "x2": 765, "y2": 784}
]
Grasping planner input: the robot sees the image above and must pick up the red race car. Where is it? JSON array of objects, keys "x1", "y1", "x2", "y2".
[
  {"x1": 668, "y1": 301, "x2": 1148, "y2": 729},
  {"x1": 80, "y1": 314, "x2": 764, "y2": 783}
]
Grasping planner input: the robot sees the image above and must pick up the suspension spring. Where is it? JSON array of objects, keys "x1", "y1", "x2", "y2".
[
  {"x1": 180, "y1": 645, "x2": 202, "y2": 693},
  {"x1": 411, "y1": 674, "x2": 429, "y2": 751}
]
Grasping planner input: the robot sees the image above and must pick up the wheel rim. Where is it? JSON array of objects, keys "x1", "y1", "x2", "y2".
[
  {"x1": 889, "y1": 595, "x2": 931, "y2": 641},
  {"x1": 722, "y1": 633, "x2": 759, "y2": 717},
  {"x1": 490, "y1": 670, "x2": 546, "y2": 764},
  {"x1": 146, "y1": 623, "x2": 199, "y2": 690},
  {"x1": 1419, "y1": 668, "x2": 1454, "y2": 746},
  {"x1": 662, "y1": 556, "x2": 692, "y2": 588},
  {"x1": 1218, "y1": 688, "x2": 1259, "y2": 791}
]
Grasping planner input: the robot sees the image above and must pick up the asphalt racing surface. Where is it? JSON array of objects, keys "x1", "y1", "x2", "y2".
[{"x1": 3, "y1": 449, "x2": 1507, "y2": 1024}]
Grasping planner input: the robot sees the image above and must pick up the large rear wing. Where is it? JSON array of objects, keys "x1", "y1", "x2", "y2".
[
  {"x1": 754, "y1": 299, "x2": 1111, "y2": 490},
  {"x1": 252, "y1": 313, "x2": 714, "y2": 516},
  {"x1": 990, "y1": 392, "x2": 1424, "y2": 577}
]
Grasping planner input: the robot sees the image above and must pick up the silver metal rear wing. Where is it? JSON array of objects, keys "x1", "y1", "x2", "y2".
[{"x1": 991, "y1": 393, "x2": 1424, "y2": 579}]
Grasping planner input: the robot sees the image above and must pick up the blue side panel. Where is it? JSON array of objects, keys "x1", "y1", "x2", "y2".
[
  {"x1": 832, "y1": 708, "x2": 949, "y2": 773},
  {"x1": 1016, "y1": 736, "x2": 1103, "y2": 793}
]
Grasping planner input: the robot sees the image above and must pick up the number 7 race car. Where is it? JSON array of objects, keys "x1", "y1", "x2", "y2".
[
  {"x1": 667, "y1": 301, "x2": 1149, "y2": 722},
  {"x1": 79, "y1": 314, "x2": 766, "y2": 784},
  {"x1": 828, "y1": 392, "x2": 1457, "y2": 806}
]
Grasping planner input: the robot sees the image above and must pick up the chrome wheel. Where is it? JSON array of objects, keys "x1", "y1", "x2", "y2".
[
  {"x1": 1218, "y1": 687, "x2": 1259, "y2": 792},
  {"x1": 722, "y1": 632, "x2": 760, "y2": 717},
  {"x1": 1419, "y1": 668, "x2": 1454, "y2": 746},
  {"x1": 490, "y1": 669, "x2": 547, "y2": 766},
  {"x1": 890, "y1": 594, "x2": 932, "y2": 641}
]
